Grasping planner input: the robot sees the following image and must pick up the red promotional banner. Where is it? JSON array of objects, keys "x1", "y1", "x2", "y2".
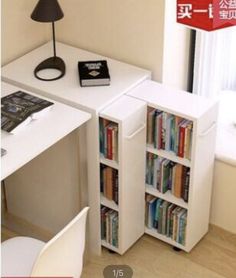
[{"x1": 177, "y1": 0, "x2": 236, "y2": 31}]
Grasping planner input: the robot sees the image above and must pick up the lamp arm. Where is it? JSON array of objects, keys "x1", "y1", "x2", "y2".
[{"x1": 52, "y1": 21, "x2": 56, "y2": 57}]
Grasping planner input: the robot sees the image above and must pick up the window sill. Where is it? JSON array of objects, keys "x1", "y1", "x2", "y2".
[
  {"x1": 216, "y1": 122, "x2": 236, "y2": 166},
  {"x1": 215, "y1": 90, "x2": 236, "y2": 166}
]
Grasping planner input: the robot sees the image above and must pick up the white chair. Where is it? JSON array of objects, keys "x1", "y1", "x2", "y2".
[{"x1": 1, "y1": 206, "x2": 89, "y2": 277}]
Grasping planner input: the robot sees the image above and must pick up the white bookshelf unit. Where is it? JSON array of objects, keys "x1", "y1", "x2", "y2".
[
  {"x1": 128, "y1": 80, "x2": 219, "y2": 252},
  {"x1": 99, "y1": 95, "x2": 147, "y2": 254}
]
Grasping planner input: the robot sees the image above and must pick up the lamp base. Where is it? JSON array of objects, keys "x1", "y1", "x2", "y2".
[{"x1": 34, "y1": 56, "x2": 66, "y2": 81}]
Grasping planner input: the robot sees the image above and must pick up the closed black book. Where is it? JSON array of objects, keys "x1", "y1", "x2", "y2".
[{"x1": 78, "y1": 60, "x2": 110, "y2": 87}]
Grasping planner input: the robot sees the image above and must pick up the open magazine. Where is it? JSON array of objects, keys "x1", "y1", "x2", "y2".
[{"x1": 1, "y1": 91, "x2": 54, "y2": 134}]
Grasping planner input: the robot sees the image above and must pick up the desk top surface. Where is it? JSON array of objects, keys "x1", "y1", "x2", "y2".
[
  {"x1": 1, "y1": 82, "x2": 91, "y2": 180},
  {"x1": 2, "y1": 42, "x2": 150, "y2": 113}
]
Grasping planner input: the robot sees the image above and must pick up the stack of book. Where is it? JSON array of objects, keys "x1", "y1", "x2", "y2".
[
  {"x1": 101, "y1": 206, "x2": 119, "y2": 248},
  {"x1": 99, "y1": 118, "x2": 118, "y2": 161},
  {"x1": 147, "y1": 108, "x2": 193, "y2": 159},
  {"x1": 145, "y1": 194, "x2": 187, "y2": 245},
  {"x1": 146, "y1": 153, "x2": 190, "y2": 202},
  {"x1": 100, "y1": 164, "x2": 119, "y2": 204}
]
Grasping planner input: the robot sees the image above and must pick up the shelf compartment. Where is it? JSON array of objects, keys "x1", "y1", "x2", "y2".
[
  {"x1": 146, "y1": 151, "x2": 190, "y2": 203},
  {"x1": 101, "y1": 206, "x2": 119, "y2": 249},
  {"x1": 100, "y1": 164, "x2": 119, "y2": 205},
  {"x1": 146, "y1": 107, "x2": 193, "y2": 161},
  {"x1": 147, "y1": 145, "x2": 191, "y2": 168},
  {"x1": 145, "y1": 227, "x2": 186, "y2": 250},
  {"x1": 100, "y1": 193, "x2": 119, "y2": 212},
  {"x1": 99, "y1": 118, "x2": 119, "y2": 162},
  {"x1": 145, "y1": 184, "x2": 188, "y2": 209},
  {"x1": 100, "y1": 155, "x2": 119, "y2": 170},
  {"x1": 145, "y1": 194, "x2": 187, "y2": 247}
]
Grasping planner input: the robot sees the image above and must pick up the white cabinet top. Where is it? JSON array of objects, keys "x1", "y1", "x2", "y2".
[
  {"x1": 127, "y1": 80, "x2": 218, "y2": 120},
  {"x1": 2, "y1": 42, "x2": 151, "y2": 113},
  {"x1": 1, "y1": 82, "x2": 91, "y2": 180},
  {"x1": 100, "y1": 95, "x2": 146, "y2": 122}
]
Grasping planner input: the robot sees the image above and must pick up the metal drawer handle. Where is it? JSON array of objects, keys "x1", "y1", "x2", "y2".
[
  {"x1": 199, "y1": 122, "x2": 216, "y2": 137},
  {"x1": 125, "y1": 124, "x2": 146, "y2": 140}
]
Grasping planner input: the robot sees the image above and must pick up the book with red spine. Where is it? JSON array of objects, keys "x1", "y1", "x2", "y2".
[
  {"x1": 178, "y1": 123, "x2": 186, "y2": 158},
  {"x1": 106, "y1": 125, "x2": 113, "y2": 160}
]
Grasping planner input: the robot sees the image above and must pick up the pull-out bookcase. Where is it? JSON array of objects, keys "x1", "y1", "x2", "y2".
[
  {"x1": 128, "y1": 80, "x2": 218, "y2": 252},
  {"x1": 99, "y1": 95, "x2": 147, "y2": 254}
]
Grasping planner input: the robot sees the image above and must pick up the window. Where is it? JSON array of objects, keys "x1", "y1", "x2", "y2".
[
  {"x1": 193, "y1": 27, "x2": 236, "y2": 163},
  {"x1": 193, "y1": 27, "x2": 236, "y2": 98}
]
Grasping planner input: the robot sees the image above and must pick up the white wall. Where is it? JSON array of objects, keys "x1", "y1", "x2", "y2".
[
  {"x1": 162, "y1": 0, "x2": 191, "y2": 90},
  {"x1": 210, "y1": 160, "x2": 236, "y2": 234},
  {"x1": 57, "y1": 0, "x2": 165, "y2": 81},
  {"x1": 1, "y1": 0, "x2": 50, "y2": 66}
]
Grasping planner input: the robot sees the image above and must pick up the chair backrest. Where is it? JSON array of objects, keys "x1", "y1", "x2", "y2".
[{"x1": 31, "y1": 207, "x2": 89, "y2": 278}]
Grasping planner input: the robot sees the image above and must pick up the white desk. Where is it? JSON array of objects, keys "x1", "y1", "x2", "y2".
[
  {"x1": 2, "y1": 41, "x2": 151, "y2": 113},
  {"x1": 2, "y1": 41, "x2": 151, "y2": 255},
  {"x1": 1, "y1": 82, "x2": 91, "y2": 180}
]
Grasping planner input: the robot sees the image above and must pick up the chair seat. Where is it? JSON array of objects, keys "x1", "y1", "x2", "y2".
[{"x1": 1, "y1": 236, "x2": 45, "y2": 276}]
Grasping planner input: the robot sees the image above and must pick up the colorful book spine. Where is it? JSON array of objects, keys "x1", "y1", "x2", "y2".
[
  {"x1": 178, "y1": 123, "x2": 185, "y2": 158},
  {"x1": 112, "y1": 125, "x2": 118, "y2": 161},
  {"x1": 166, "y1": 203, "x2": 176, "y2": 237},
  {"x1": 157, "y1": 201, "x2": 163, "y2": 234},
  {"x1": 154, "y1": 198, "x2": 163, "y2": 229},
  {"x1": 107, "y1": 125, "x2": 113, "y2": 160},
  {"x1": 101, "y1": 206, "x2": 109, "y2": 240},
  {"x1": 113, "y1": 171, "x2": 119, "y2": 204},
  {"x1": 101, "y1": 165, "x2": 119, "y2": 204},
  {"x1": 106, "y1": 167, "x2": 113, "y2": 200},
  {"x1": 179, "y1": 212, "x2": 187, "y2": 245},
  {"x1": 161, "y1": 201, "x2": 169, "y2": 235},
  {"x1": 174, "y1": 164, "x2": 183, "y2": 198},
  {"x1": 147, "y1": 107, "x2": 156, "y2": 145},
  {"x1": 148, "y1": 196, "x2": 157, "y2": 228},
  {"x1": 182, "y1": 168, "x2": 190, "y2": 202}
]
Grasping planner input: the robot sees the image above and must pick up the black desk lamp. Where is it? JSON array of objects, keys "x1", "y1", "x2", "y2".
[{"x1": 31, "y1": 0, "x2": 66, "y2": 81}]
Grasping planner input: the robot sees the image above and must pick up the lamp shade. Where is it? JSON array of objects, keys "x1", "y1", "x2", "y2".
[{"x1": 31, "y1": 0, "x2": 64, "y2": 22}]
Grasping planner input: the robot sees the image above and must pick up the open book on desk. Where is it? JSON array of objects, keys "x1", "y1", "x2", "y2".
[{"x1": 1, "y1": 91, "x2": 54, "y2": 134}]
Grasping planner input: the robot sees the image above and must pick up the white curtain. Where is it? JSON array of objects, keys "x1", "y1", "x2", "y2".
[
  {"x1": 221, "y1": 29, "x2": 236, "y2": 90},
  {"x1": 193, "y1": 26, "x2": 236, "y2": 98}
]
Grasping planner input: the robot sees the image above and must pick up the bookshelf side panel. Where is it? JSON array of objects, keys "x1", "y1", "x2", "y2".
[
  {"x1": 86, "y1": 114, "x2": 102, "y2": 255},
  {"x1": 186, "y1": 103, "x2": 219, "y2": 251},
  {"x1": 119, "y1": 105, "x2": 147, "y2": 253}
]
